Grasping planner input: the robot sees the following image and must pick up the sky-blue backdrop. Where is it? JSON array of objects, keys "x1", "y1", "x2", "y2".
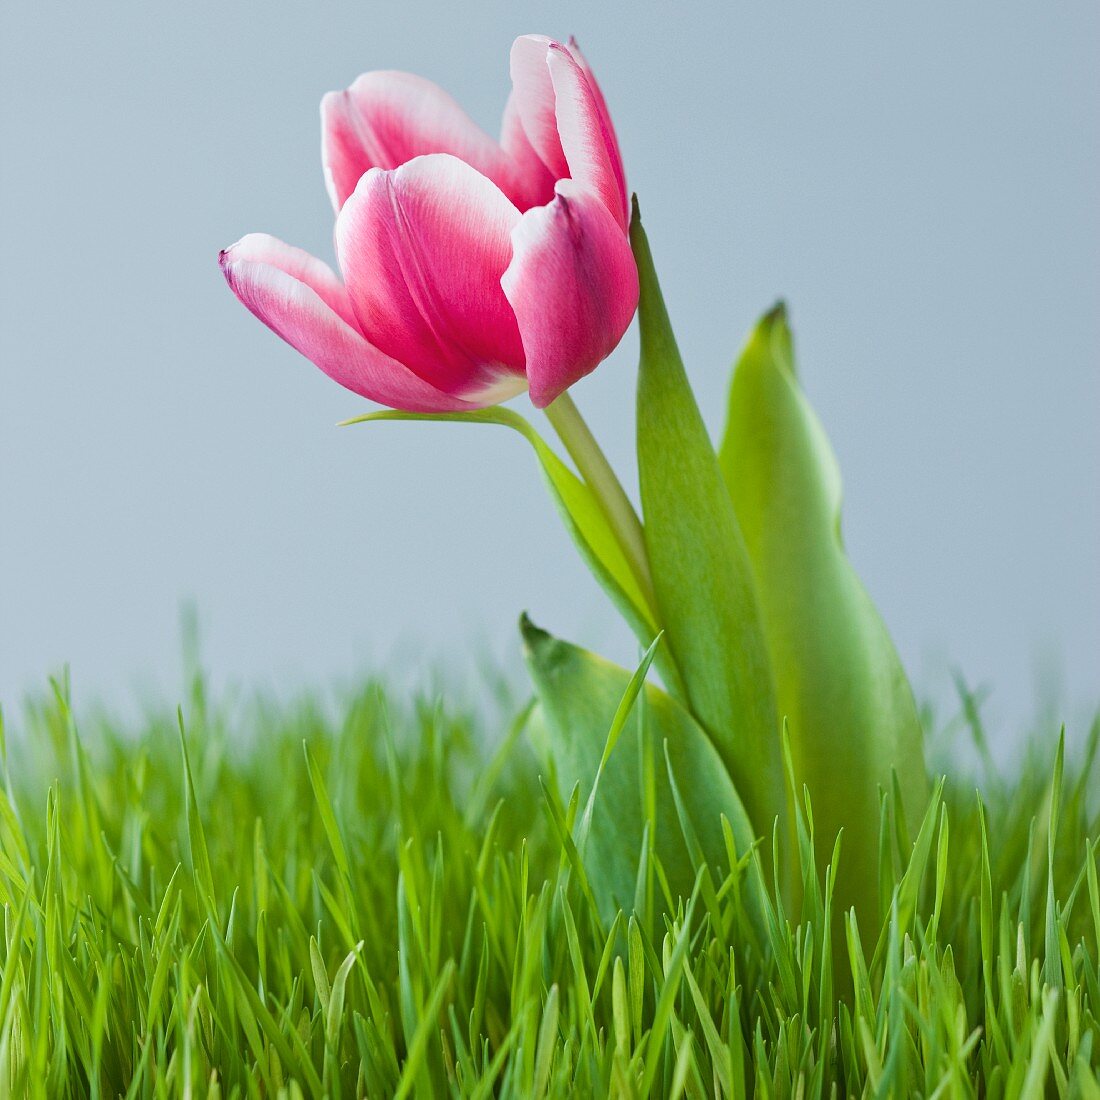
[{"x1": 2, "y1": 1, "x2": 1097, "y2": 744}]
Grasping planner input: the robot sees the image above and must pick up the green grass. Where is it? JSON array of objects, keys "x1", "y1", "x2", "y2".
[{"x1": 0, "y1": 663, "x2": 1096, "y2": 1098}]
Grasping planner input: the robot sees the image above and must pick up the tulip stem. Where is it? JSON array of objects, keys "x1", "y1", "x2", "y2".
[{"x1": 544, "y1": 392, "x2": 656, "y2": 611}]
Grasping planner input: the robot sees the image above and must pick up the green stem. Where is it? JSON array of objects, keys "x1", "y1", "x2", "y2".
[{"x1": 544, "y1": 392, "x2": 656, "y2": 611}]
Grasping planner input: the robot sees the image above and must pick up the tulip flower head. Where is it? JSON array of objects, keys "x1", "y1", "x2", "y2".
[{"x1": 220, "y1": 35, "x2": 637, "y2": 410}]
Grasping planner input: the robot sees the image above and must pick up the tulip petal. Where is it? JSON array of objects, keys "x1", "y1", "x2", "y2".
[
  {"x1": 321, "y1": 71, "x2": 514, "y2": 211},
  {"x1": 500, "y1": 89, "x2": 558, "y2": 211},
  {"x1": 563, "y1": 38, "x2": 624, "y2": 180},
  {"x1": 225, "y1": 234, "x2": 360, "y2": 327},
  {"x1": 547, "y1": 44, "x2": 629, "y2": 230},
  {"x1": 501, "y1": 180, "x2": 638, "y2": 408},
  {"x1": 507, "y1": 35, "x2": 570, "y2": 183},
  {"x1": 220, "y1": 235, "x2": 474, "y2": 412},
  {"x1": 336, "y1": 154, "x2": 527, "y2": 402},
  {"x1": 563, "y1": 38, "x2": 633, "y2": 227}
]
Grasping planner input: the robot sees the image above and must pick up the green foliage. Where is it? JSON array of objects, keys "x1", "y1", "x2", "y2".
[
  {"x1": 343, "y1": 252, "x2": 934, "y2": 943},
  {"x1": 520, "y1": 617, "x2": 757, "y2": 930},
  {"x1": 631, "y1": 209, "x2": 783, "y2": 841},
  {"x1": 719, "y1": 303, "x2": 928, "y2": 927},
  {"x1": 0, "y1": 669, "x2": 1096, "y2": 1097}
]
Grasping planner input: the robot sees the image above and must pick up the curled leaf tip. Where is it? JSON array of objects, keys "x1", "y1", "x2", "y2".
[
  {"x1": 518, "y1": 613, "x2": 549, "y2": 648},
  {"x1": 630, "y1": 193, "x2": 641, "y2": 224},
  {"x1": 764, "y1": 300, "x2": 788, "y2": 325}
]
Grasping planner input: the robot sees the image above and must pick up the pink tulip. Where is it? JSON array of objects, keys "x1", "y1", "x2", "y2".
[{"x1": 220, "y1": 35, "x2": 637, "y2": 410}]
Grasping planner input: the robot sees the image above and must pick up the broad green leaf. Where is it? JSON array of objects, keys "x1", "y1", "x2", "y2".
[
  {"x1": 631, "y1": 206, "x2": 783, "y2": 839},
  {"x1": 521, "y1": 615, "x2": 757, "y2": 927},
  {"x1": 718, "y1": 303, "x2": 928, "y2": 924},
  {"x1": 342, "y1": 408, "x2": 684, "y2": 696}
]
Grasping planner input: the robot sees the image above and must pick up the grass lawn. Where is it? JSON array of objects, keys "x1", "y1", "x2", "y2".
[{"x1": 0, "y1": 666, "x2": 1096, "y2": 1097}]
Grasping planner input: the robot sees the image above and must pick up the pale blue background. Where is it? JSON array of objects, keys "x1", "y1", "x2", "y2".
[{"x1": 2, "y1": 1, "x2": 1097, "y2": 742}]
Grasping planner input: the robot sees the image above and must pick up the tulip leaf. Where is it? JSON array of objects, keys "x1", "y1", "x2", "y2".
[
  {"x1": 630, "y1": 206, "x2": 783, "y2": 840},
  {"x1": 520, "y1": 616, "x2": 757, "y2": 926},
  {"x1": 341, "y1": 407, "x2": 666, "y2": 652},
  {"x1": 718, "y1": 303, "x2": 928, "y2": 924}
]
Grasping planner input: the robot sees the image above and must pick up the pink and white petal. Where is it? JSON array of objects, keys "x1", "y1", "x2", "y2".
[
  {"x1": 219, "y1": 243, "x2": 473, "y2": 412},
  {"x1": 564, "y1": 38, "x2": 626, "y2": 199},
  {"x1": 335, "y1": 154, "x2": 527, "y2": 400},
  {"x1": 224, "y1": 233, "x2": 359, "y2": 328},
  {"x1": 321, "y1": 71, "x2": 512, "y2": 211},
  {"x1": 501, "y1": 180, "x2": 638, "y2": 408},
  {"x1": 507, "y1": 35, "x2": 569, "y2": 183},
  {"x1": 499, "y1": 89, "x2": 558, "y2": 211},
  {"x1": 546, "y1": 44, "x2": 628, "y2": 230}
]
